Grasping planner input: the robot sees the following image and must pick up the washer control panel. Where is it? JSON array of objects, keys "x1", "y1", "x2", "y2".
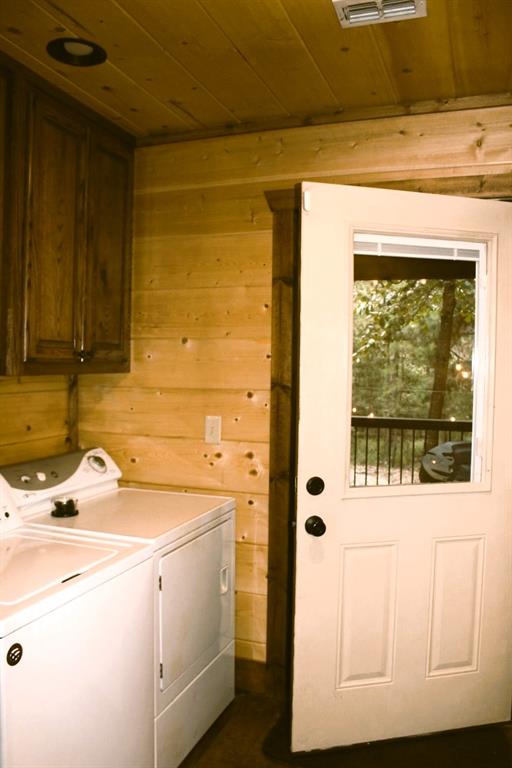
[{"x1": 0, "y1": 448, "x2": 121, "y2": 518}]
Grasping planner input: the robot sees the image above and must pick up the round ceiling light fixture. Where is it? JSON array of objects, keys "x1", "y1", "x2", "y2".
[{"x1": 46, "y1": 37, "x2": 107, "y2": 67}]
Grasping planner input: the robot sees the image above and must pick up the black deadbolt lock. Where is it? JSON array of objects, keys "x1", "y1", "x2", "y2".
[
  {"x1": 306, "y1": 476, "x2": 325, "y2": 495},
  {"x1": 305, "y1": 515, "x2": 326, "y2": 537}
]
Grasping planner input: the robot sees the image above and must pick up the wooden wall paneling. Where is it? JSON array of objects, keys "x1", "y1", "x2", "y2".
[
  {"x1": 0, "y1": 385, "x2": 69, "y2": 444},
  {"x1": 0, "y1": 436, "x2": 70, "y2": 465},
  {"x1": 132, "y1": 232, "x2": 271, "y2": 290},
  {"x1": 372, "y1": 171, "x2": 512, "y2": 198},
  {"x1": 126, "y1": 337, "x2": 271, "y2": 390},
  {"x1": 78, "y1": 432, "x2": 269, "y2": 494},
  {"x1": 132, "y1": 285, "x2": 271, "y2": 339},
  {"x1": 236, "y1": 592, "x2": 267, "y2": 648},
  {"x1": 0, "y1": 376, "x2": 71, "y2": 464},
  {"x1": 79, "y1": 386, "x2": 270, "y2": 442},
  {"x1": 0, "y1": 376, "x2": 68, "y2": 394},
  {"x1": 235, "y1": 641, "x2": 266, "y2": 665},
  {"x1": 235, "y1": 541, "x2": 268, "y2": 596},
  {"x1": 232, "y1": 492, "x2": 269, "y2": 548},
  {"x1": 134, "y1": 105, "x2": 512, "y2": 191},
  {"x1": 134, "y1": 183, "x2": 273, "y2": 237}
]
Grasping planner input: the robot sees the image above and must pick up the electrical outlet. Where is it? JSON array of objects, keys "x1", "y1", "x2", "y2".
[{"x1": 204, "y1": 415, "x2": 222, "y2": 444}]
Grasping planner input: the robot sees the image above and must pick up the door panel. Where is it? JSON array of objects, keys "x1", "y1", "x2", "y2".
[
  {"x1": 157, "y1": 518, "x2": 234, "y2": 712},
  {"x1": 23, "y1": 92, "x2": 87, "y2": 365},
  {"x1": 426, "y1": 535, "x2": 484, "y2": 676},
  {"x1": 292, "y1": 182, "x2": 512, "y2": 752},
  {"x1": 85, "y1": 128, "x2": 132, "y2": 369},
  {"x1": 336, "y1": 542, "x2": 398, "y2": 688}
]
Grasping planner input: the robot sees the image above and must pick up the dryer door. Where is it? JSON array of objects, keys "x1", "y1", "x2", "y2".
[{"x1": 157, "y1": 516, "x2": 234, "y2": 709}]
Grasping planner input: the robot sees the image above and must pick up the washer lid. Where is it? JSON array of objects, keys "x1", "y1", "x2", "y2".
[
  {"x1": 0, "y1": 527, "x2": 152, "y2": 638},
  {"x1": 27, "y1": 488, "x2": 235, "y2": 547},
  {"x1": 0, "y1": 532, "x2": 120, "y2": 605}
]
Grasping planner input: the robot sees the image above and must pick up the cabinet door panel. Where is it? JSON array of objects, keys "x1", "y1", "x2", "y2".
[
  {"x1": 85, "y1": 130, "x2": 132, "y2": 370},
  {"x1": 23, "y1": 93, "x2": 87, "y2": 366},
  {"x1": 0, "y1": 68, "x2": 9, "y2": 373}
]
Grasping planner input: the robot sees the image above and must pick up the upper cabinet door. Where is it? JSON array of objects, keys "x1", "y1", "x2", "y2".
[
  {"x1": 22, "y1": 92, "x2": 88, "y2": 370},
  {"x1": 84, "y1": 129, "x2": 132, "y2": 371},
  {"x1": 0, "y1": 68, "x2": 9, "y2": 373}
]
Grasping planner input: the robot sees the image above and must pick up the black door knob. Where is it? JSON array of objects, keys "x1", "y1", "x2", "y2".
[{"x1": 305, "y1": 515, "x2": 326, "y2": 537}]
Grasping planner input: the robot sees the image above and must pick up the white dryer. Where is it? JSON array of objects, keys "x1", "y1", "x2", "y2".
[
  {"x1": 1, "y1": 448, "x2": 236, "y2": 768},
  {"x1": 0, "y1": 474, "x2": 154, "y2": 768}
]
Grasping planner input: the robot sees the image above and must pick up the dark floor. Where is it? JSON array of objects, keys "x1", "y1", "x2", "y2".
[{"x1": 180, "y1": 694, "x2": 512, "y2": 768}]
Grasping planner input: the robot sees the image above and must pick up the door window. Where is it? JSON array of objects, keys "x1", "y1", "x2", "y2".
[{"x1": 350, "y1": 233, "x2": 487, "y2": 488}]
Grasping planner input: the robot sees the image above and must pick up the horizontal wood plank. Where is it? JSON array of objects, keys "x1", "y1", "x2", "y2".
[
  {"x1": 198, "y1": 0, "x2": 339, "y2": 117},
  {"x1": 0, "y1": 376, "x2": 68, "y2": 393},
  {"x1": 132, "y1": 232, "x2": 272, "y2": 290},
  {"x1": 79, "y1": 386, "x2": 270, "y2": 442},
  {"x1": 84, "y1": 338, "x2": 271, "y2": 390},
  {"x1": 235, "y1": 542, "x2": 268, "y2": 596},
  {"x1": 235, "y1": 640, "x2": 266, "y2": 664},
  {"x1": 0, "y1": 390, "x2": 69, "y2": 446},
  {"x1": 135, "y1": 105, "x2": 512, "y2": 191},
  {"x1": 134, "y1": 183, "x2": 273, "y2": 236},
  {"x1": 79, "y1": 432, "x2": 269, "y2": 494},
  {"x1": 235, "y1": 591, "x2": 267, "y2": 645},
  {"x1": 126, "y1": 337, "x2": 270, "y2": 389},
  {"x1": 372, "y1": 172, "x2": 512, "y2": 198},
  {"x1": 119, "y1": 0, "x2": 287, "y2": 125},
  {"x1": 132, "y1": 285, "x2": 271, "y2": 339},
  {"x1": 0, "y1": 436, "x2": 70, "y2": 465},
  {"x1": 279, "y1": 0, "x2": 397, "y2": 109}
]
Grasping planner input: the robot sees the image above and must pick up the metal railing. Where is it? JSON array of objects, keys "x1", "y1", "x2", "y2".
[{"x1": 351, "y1": 416, "x2": 472, "y2": 487}]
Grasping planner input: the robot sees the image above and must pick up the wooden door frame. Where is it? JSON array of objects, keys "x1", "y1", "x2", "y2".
[
  {"x1": 264, "y1": 182, "x2": 512, "y2": 705},
  {"x1": 265, "y1": 186, "x2": 301, "y2": 703}
]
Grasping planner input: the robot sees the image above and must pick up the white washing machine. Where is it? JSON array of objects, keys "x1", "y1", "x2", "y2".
[
  {"x1": 1, "y1": 448, "x2": 236, "y2": 768},
  {"x1": 0, "y1": 475, "x2": 154, "y2": 768}
]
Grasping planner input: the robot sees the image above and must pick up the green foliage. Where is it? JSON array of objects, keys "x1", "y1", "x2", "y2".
[{"x1": 352, "y1": 278, "x2": 475, "y2": 419}]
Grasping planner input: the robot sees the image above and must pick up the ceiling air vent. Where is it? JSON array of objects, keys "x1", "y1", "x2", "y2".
[{"x1": 333, "y1": 0, "x2": 427, "y2": 27}]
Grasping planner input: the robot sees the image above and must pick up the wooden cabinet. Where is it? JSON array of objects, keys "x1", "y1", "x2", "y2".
[
  {"x1": 23, "y1": 91, "x2": 88, "y2": 371},
  {"x1": 84, "y1": 128, "x2": 132, "y2": 371},
  {"x1": 0, "y1": 63, "x2": 134, "y2": 376},
  {"x1": 0, "y1": 67, "x2": 10, "y2": 374}
]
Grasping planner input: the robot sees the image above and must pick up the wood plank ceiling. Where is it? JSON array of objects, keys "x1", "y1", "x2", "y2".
[{"x1": 0, "y1": 0, "x2": 511, "y2": 142}]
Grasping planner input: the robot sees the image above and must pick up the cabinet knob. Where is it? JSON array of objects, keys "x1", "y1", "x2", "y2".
[{"x1": 75, "y1": 349, "x2": 95, "y2": 362}]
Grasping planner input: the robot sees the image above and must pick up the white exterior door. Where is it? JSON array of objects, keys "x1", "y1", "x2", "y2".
[{"x1": 292, "y1": 182, "x2": 512, "y2": 752}]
